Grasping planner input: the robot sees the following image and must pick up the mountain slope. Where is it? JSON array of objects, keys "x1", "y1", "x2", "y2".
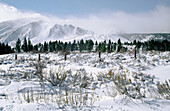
[
  {"x1": 0, "y1": 18, "x2": 43, "y2": 45},
  {"x1": 0, "y1": 18, "x2": 130, "y2": 46},
  {"x1": 0, "y1": 18, "x2": 170, "y2": 47},
  {"x1": 119, "y1": 33, "x2": 170, "y2": 42},
  {"x1": 0, "y1": 3, "x2": 170, "y2": 46}
]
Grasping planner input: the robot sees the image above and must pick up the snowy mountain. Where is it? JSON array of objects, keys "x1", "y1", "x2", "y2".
[
  {"x1": 0, "y1": 18, "x2": 42, "y2": 45},
  {"x1": 0, "y1": 18, "x2": 170, "y2": 46},
  {"x1": 119, "y1": 33, "x2": 170, "y2": 42},
  {"x1": 0, "y1": 18, "x2": 129, "y2": 46},
  {"x1": 0, "y1": 3, "x2": 170, "y2": 46}
]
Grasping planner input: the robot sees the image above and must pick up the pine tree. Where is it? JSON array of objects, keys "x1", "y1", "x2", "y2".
[
  {"x1": 79, "y1": 39, "x2": 84, "y2": 52},
  {"x1": 99, "y1": 42, "x2": 106, "y2": 52},
  {"x1": 117, "y1": 39, "x2": 122, "y2": 52},
  {"x1": 133, "y1": 40, "x2": 136, "y2": 45},
  {"x1": 136, "y1": 41, "x2": 141, "y2": 49},
  {"x1": 28, "y1": 39, "x2": 33, "y2": 52},
  {"x1": 86, "y1": 39, "x2": 94, "y2": 52},
  {"x1": 95, "y1": 41, "x2": 98, "y2": 52},
  {"x1": 16, "y1": 38, "x2": 21, "y2": 53},
  {"x1": 33, "y1": 45, "x2": 38, "y2": 52},
  {"x1": 148, "y1": 40, "x2": 154, "y2": 50},
  {"x1": 107, "y1": 39, "x2": 112, "y2": 53},
  {"x1": 43, "y1": 42, "x2": 48, "y2": 52},
  {"x1": 21, "y1": 37, "x2": 28, "y2": 52},
  {"x1": 112, "y1": 43, "x2": 117, "y2": 52},
  {"x1": 63, "y1": 42, "x2": 68, "y2": 51},
  {"x1": 71, "y1": 40, "x2": 76, "y2": 51},
  {"x1": 1, "y1": 43, "x2": 5, "y2": 54},
  {"x1": 55, "y1": 42, "x2": 60, "y2": 51},
  {"x1": 0, "y1": 42, "x2": 13, "y2": 54},
  {"x1": 52, "y1": 42, "x2": 56, "y2": 51},
  {"x1": 5, "y1": 43, "x2": 9, "y2": 54},
  {"x1": 162, "y1": 40, "x2": 169, "y2": 51}
]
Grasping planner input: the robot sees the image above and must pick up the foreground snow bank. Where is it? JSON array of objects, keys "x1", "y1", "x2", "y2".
[
  {"x1": 0, "y1": 51, "x2": 169, "y2": 111},
  {"x1": 147, "y1": 65, "x2": 170, "y2": 82}
]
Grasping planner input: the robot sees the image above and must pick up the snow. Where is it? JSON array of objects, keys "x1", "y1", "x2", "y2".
[
  {"x1": 147, "y1": 65, "x2": 170, "y2": 82},
  {"x1": 0, "y1": 18, "x2": 130, "y2": 46},
  {"x1": 0, "y1": 14, "x2": 169, "y2": 47},
  {"x1": 0, "y1": 51, "x2": 170, "y2": 111}
]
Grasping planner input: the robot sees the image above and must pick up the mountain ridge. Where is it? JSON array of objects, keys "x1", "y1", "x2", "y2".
[{"x1": 0, "y1": 18, "x2": 170, "y2": 46}]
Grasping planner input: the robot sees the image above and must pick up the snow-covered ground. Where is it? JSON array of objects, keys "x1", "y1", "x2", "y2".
[{"x1": 0, "y1": 51, "x2": 169, "y2": 111}]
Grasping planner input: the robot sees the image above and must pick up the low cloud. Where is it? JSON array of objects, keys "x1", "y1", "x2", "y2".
[
  {"x1": 0, "y1": 3, "x2": 170, "y2": 34},
  {"x1": 67, "y1": 5, "x2": 170, "y2": 34}
]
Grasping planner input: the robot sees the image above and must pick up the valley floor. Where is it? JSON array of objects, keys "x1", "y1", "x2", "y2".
[{"x1": 0, "y1": 51, "x2": 170, "y2": 111}]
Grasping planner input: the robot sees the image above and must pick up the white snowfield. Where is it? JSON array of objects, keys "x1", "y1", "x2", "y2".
[{"x1": 0, "y1": 51, "x2": 169, "y2": 111}]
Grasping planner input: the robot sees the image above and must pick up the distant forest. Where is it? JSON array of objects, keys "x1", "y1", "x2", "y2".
[{"x1": 0, "y1": 38, "x2": 170, "y2": 55}]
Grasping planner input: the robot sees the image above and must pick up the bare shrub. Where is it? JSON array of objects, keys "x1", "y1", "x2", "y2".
[
  {"x1": 157, "y1": 80, "x2": 170, "y2": 100},
  {"x1": 49, "y1": 66, "x2": 70, "y2": 86},
  {"x1": 33, "y1": 61, "x2": 46, "y2": 82},
  {"x1": 98, "y1": 68, "x2": 160, "y2": 99}
]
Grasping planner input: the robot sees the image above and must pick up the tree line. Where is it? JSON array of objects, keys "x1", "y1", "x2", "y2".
[
  {"x1": 15, "y1": 38, "x2": 170, "y2": 53},
  {"x1": 0, "y1": 38, "x2": 169, "y2": 55},
  {"x1": 124, "y1": 39, "x2": 170, "y2": 51},
  {"x1": 0, "y1": 42, "x2": 14, "y2": 55},
  {"x1": 15, "y1": 38, "x2": 127, "y2": 53}
]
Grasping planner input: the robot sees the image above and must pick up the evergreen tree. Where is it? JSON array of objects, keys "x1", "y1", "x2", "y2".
[
  {"x1": 117, "y1": 39, "x2": 122, "y2": 52},
  {"x1": 133, "y1": 40, "x2": 136, "y2": 45},
  {"x1": 71, "y1": 40, "x2": 76, "y2": 51},
  {"x1": 63, "y1": 42, "x2": 68, "y2": 51},
  {"x1": 5, "y1": 43, "x2": 9, "y2": 54},
  {"x1": 148, "y1": 40, "x2": 154, "y2": 50},
  {"x1": 107, "y1": 39, "x2": 112, "y2": 53},
  {"x1": 99, "y1": 42, "x2": 106, "y2": 52},
  {"x1": 162, "y1": 40, "x2": 169, "y2": 51},
  {"x1": 86, "y1": 39, "x2": 94, "y2": 52},
  {"x1": 1, "y1": 43, "x2": 5, "y2": 54},
  {"x1": 68, "y1": 42, "x2": 72, "y2": 51},
  {"x1": 43, "y1": 42, "x2": 48, "y2": 52},
  {"x1": 136, "y1": 41, "x2": 141, "y2": 49},
  {"x1": 16, "y1": 38, "x2": 21, "y2": 53},
  {"x1": 21, "y1": 37, "x2": 28, "y2": 52},
  {"x1": 55, "y1": 42, "x2": 60, "y2": 51},
  {"x1": 95, "y1": 41, "x2": 98, "y2": 52},
  {"x1": 112, "y1": 43, "x2": 117, "y2": 52},
  {"x1": 28, "y1": 39, "x2": 33, "y2": 52},
  {"x1": 52, "y1": 42, "x2": 56, "y2": 51},
  {"x1": 33, "y1": 45, "x2": 38, "y2": 52},
  {"x1": 79, "y1": 39, "x2": 84, "y2": 52},
  {"x1": 40, "y1": 44, "x2": 44, "y2": 52},
  {"x1": 0, "y1": 42, "x2": 13, "y2": 54}
]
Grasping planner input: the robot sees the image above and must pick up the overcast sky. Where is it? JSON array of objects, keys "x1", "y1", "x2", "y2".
[{"x1": 0, "y1": 0, "x2": 170, "y2": 34}]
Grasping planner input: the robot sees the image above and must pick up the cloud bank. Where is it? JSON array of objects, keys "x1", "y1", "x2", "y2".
[
  {"x1": 67, "y1": 5, "x2": 170, "y2": 34},
  {"x1": 0, "y1": 3, "x2": 41, "y2": 22},
  {"x1": 0, "y1": 3, "x2": 170, "y2": 34}
]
